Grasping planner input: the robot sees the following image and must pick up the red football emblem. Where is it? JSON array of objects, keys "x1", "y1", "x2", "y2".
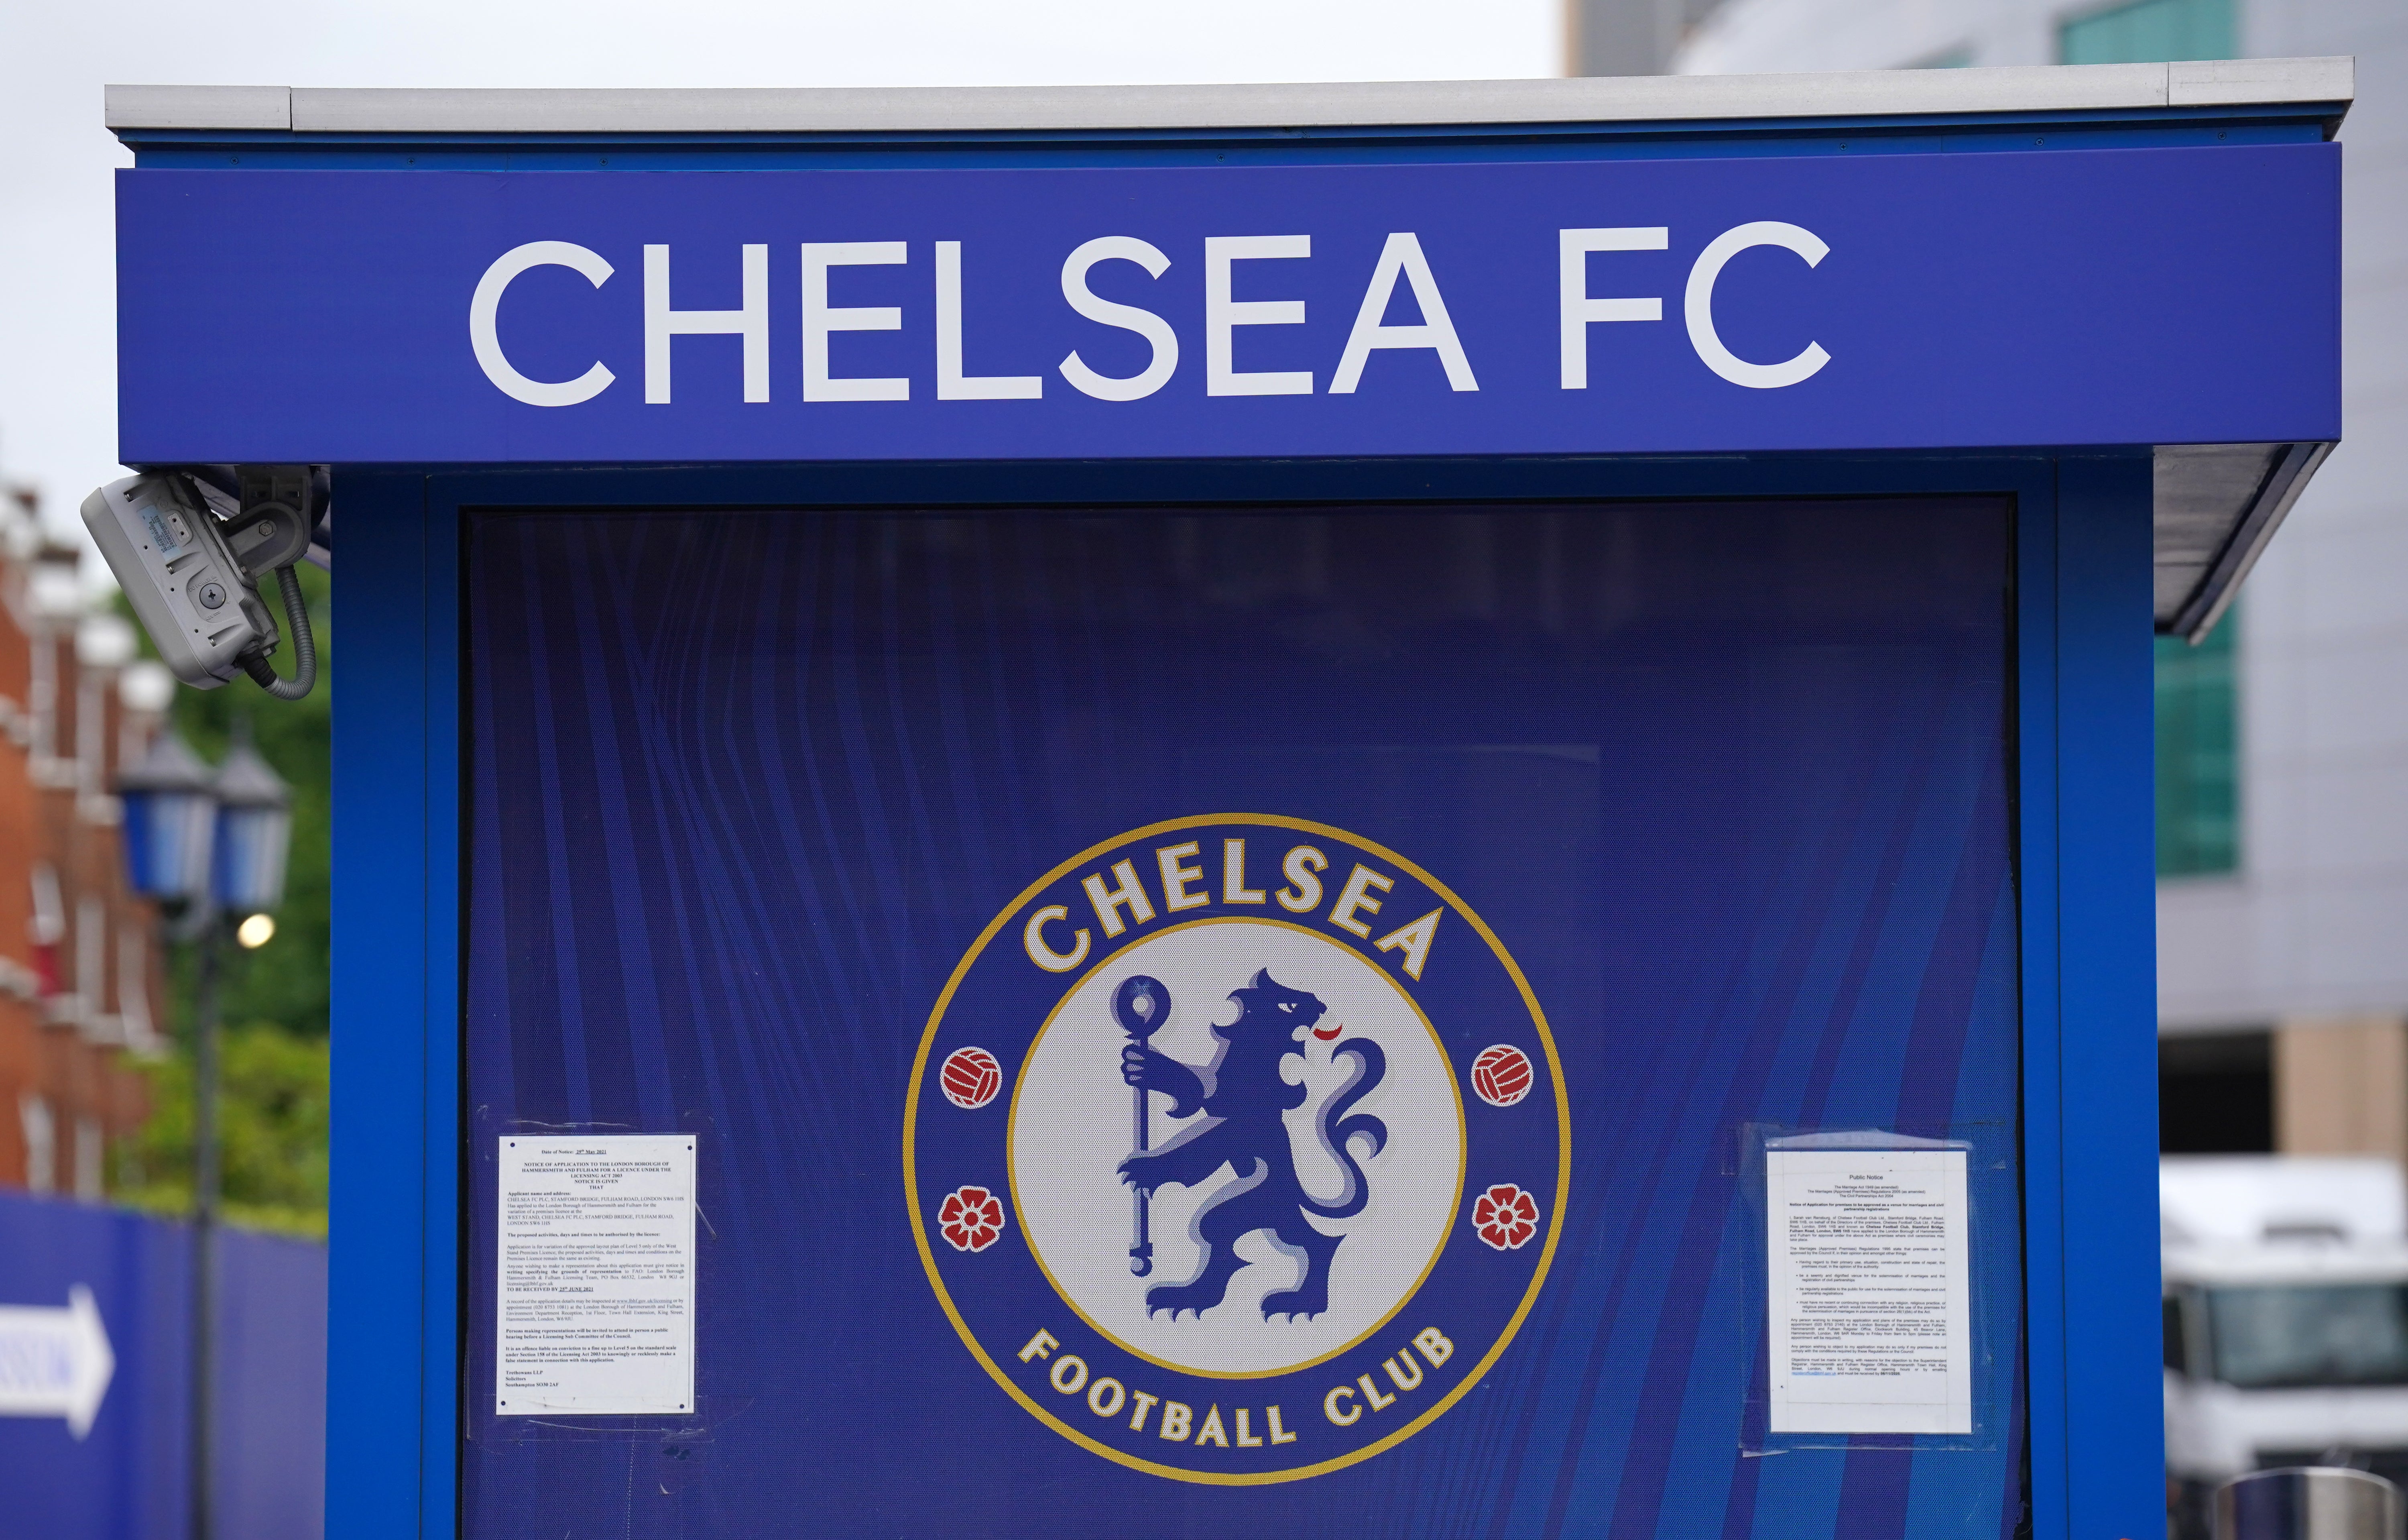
[
  {"x1": 939, "y1": 1046, "x2": 1003, "y2": 1110},
  {"x1": 1470, "y1": 1043, "x2": 1535, "y2": 1107},
  {"x1": 1472, "y1": 1184, "x2": 1541, "y2": 1251},
  {"x1": 938, "y1": 1186, "x2": 1007, "y2": 1252}
]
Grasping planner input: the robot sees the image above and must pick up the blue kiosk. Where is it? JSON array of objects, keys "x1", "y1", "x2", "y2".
[{"x1": 106, "y1": 58, "x2": 2347, "y2": 1540}]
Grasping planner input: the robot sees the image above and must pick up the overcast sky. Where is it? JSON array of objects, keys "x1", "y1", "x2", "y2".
[{"x1": 0, "y1": 0, "x2": 1561, "y2": 547}]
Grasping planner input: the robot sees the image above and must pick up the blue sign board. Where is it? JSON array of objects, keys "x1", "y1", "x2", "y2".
[{"x1": 117, "y1": 144, "x2": 2336, "y2": 464}]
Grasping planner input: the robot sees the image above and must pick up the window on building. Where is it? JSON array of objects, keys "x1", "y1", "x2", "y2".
[
  {"x1": 2059, "y1": 0, "x2": 2235, "y2": 66},
  {"x1": 2160, "y1": 1029, "x2": 2272, "y2": 1153},
  {"x1": 2157, "y1": 610, "x2": 2239, "y2": 876},
  {"x1": 18, "y1": 1093, "x2": 55, "y2": 1193},
  {"x1": 73, "y1": 1117, "x2": 102, "y2": 1202},
  {"x1": 75, "y1": 894, "x2": 103, "y2": 1009},
  {"x1": 28, "y1": 863, "x2": 63, "y2": 997},
  {"x1": 118, "y1": 928, "x2": 155, "y2": 1051}
]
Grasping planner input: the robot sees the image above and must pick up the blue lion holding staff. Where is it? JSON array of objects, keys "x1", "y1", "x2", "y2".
[{"x1": 1115, "y1": 969, "x2": 1388, "y2": 1322}]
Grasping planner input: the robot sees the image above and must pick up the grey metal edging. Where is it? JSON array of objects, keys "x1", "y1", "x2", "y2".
[
  {"x1": 105, "y1": 57, "x2": 2352, "y2": 136},
  {"x1": 106, "y1": 83, "x2": 289, "y2": 131},
  {"x1": 2167, "y1": 439, "x2": 2333, "y2": 642}
]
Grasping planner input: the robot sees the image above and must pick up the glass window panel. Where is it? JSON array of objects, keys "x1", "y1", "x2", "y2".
[
  {"x1": 2059, "y1": 0, "x2": 2235, "y2": 65},
  {"x1": 2209, "y1": 1285, "x2": 2408, "y2": 1389},
  {"x1": 2156, "y1": 609, "x2": 2239, "y2": 877}
]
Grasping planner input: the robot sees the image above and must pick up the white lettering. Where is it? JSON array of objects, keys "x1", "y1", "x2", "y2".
[
  {"x1": 1684, "y1": 221, "x2": 1831, "y2": 389},
  {"x1": 1128, "y1": 1389, "x2": 1161, "y2": 1432},
  {"x1": 1022, "y1": 906, "x2": 1092, "y2": 973},
  {"x1": 470, "y1": 242, "x2": 617, "y2": 407},
  {"x1": 1059, "y1": 237, "x2": 1179, "y2": 401},
  {"x1": 1559, "y1": 227, "x2": 1668, "y2": 389},
  {"x1": 644, "y1": 244, "x2": 769, "y2": 405},
  {"x1": 1082, "y1": 860, "x2": 1157, "y2": 939},
  {"x1": 1373, "y1": 907, "x2": 1443, "y2": 982},
  {"x1": 1328, "y1": 864, "x2": 1394, "y2": 938},
  {"x1": 1222, "y1": 838, "x2": 1268, "y2": 904},
  {"x1": 1206, "y1": 235, "x2": 1312, "y2": 396},
  {"x1": 1330, "y1": 232, "x2": 1476, "y2": 393},
  {"x1": 935, "y1": 241, "x2": 1041, "y2": 401},
  {"x1": 1156, "y1": 842, "x2": 1209, "y2": 912},
  {"x1": 801, "y1": 241, "x2": 909, "y2": 402},
  {"x1": 1276, "y1": 846, "x2": 1328, "y2": 914}
]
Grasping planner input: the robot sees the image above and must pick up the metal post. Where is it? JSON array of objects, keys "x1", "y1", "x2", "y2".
[
  {"x1": 189, "y1": 915, "x2": 219, "y2": 1540},
  {"x1": 2217, "y1": 1467, "x2": 2406, "y2": 1540}
]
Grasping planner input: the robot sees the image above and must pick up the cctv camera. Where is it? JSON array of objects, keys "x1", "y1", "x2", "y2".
[{"x1": 81, "y1": 469, "x2": 317, "y2": 699}]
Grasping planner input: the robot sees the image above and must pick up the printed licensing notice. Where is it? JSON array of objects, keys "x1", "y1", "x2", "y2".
[
  {"x1": 1767, "y1": 1147, "x2": 1970, "y2": 1435},
  {"x1": 496, "y1": 1134, "x2": 696, "y2": 1416}
]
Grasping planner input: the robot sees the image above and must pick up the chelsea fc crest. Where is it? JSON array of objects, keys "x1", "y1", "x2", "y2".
[{"x1": 906, "y1": 815, "x2": 1567, "y2": 1484}]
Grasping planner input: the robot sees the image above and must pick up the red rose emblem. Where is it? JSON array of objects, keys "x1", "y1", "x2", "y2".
[
  {"x1": 938, "y1": 1185, "x2": 1007, "y2": 1252},
  {"x1": 1472, "y1": 1183, "x2": 1540, "y2": 1251}
]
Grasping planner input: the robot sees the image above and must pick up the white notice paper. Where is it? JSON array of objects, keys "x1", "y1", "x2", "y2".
[
  {"x1": 1766, "y1": 1147, "x2": 1970, "y2": 1435},
  {"x1": 496, "y1": 1135, "x2": 696, "y2": 1417}
]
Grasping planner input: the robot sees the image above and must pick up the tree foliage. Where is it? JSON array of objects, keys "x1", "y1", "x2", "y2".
[{"x1": 116, "y1": 1024, "x2": 330, "y2": 1238}]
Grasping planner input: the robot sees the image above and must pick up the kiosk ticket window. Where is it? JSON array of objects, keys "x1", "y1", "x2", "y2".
[
  {"x1": 461, "y1": 498, "x2": 2019, "y2": 1536},
  {"x1": 98, "y1": 60, "x2": 2347, "y2": 1540}
]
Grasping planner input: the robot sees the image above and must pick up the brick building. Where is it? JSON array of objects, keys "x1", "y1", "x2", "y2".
[{"x1": 0, "y1": 485, "x2": 164, "y2": 1198}]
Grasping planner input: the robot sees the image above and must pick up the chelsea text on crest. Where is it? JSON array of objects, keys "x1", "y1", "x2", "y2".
[
  {"x1": 468, "y1": 224, "x2": 1829, "y2": 409},
  {"x1": 1020, "y1": 839, "x2": 1444, "y2": 982}
]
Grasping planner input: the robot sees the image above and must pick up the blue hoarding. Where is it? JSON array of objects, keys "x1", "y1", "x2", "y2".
[
  {"x1": 462, "y1": 496, "x2": 2020, "y2": 1538},
  {"x1": 0, "y1": 1192, "x2": 326, "y2": 1540},
  {"x1": 117, "y1": 143, "x2": 2336, "y2": 465}
]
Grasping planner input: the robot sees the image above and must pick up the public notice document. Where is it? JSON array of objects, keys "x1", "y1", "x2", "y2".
[
  {"x1": 495, "y1": 1135, "x2": 696, "y2": 1416},
  {"x1": 1766, "y1": 1147, "x2": 1971, "y2": 1434}
]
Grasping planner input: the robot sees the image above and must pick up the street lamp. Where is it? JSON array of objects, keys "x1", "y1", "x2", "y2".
[
  {"x1": 211, "y1": 731, "x2": 291, "y2": 921},
  {"x1": 112, "y1": 720, "x2": 291, "y2": 1540},
  {"x1": 115, "y1": 730, "x2": 216, "y2": 909}
]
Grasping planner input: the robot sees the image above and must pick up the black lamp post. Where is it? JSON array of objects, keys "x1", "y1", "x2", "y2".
[
  {"x1": 115, "y1": 728, "x2": 218, "y2": 1540},
  {"x1": 115, "y1": 721, "x2": 291, "y2": 1540}
]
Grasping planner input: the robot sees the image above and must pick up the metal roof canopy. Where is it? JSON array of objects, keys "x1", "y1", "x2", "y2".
[
  {"x1": 106, "y1": 59, "x2": 2355, "y2": 638},
  {"x1": 106, "y1": 59, "x2": 2350, "y2": 134}
]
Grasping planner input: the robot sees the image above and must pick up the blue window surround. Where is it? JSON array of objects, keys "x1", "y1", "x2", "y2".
[{"x1": 330, "y1": 449, "x2": 2155, "y2": 1540}]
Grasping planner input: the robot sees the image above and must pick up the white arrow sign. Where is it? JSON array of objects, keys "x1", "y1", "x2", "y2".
[{"x1": 0, "y1": 1286, "x2": 115, "y2": 1438}]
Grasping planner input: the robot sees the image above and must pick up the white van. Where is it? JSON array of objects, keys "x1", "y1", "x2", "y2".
[{"x1": 2162, "y1": 1157, "x2": 2408, "y2": 1536}]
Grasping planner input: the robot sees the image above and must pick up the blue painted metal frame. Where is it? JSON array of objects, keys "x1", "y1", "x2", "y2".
[
  {"x1": 329, "y1": 471, "x2": 460, "y2": 1540},
  {"x1": 328, "y1": 448, "x2": 2158, "y2": 1540}
]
